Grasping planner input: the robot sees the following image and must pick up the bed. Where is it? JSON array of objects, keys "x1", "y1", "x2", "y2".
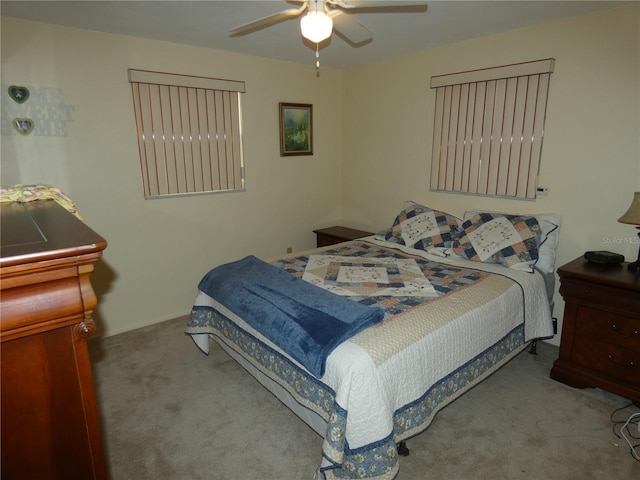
[{"x1": 186, "y1": 203, "x2": 560, "y2": 479}]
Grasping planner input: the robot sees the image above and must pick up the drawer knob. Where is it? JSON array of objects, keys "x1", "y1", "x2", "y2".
[
  {"x1": 607, "y1": 355, "x2": 635, "y2": 370},
  {"x1": 611, "y1": 324, "x2": 639, "y2": 339}
]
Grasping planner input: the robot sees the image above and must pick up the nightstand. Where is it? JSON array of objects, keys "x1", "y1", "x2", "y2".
[
  {"x1": 313, "y1": 226, "x2": 374, "y2": 247},
  {"x1": 550, "y1": 257, "x2": 640, "y2": 402}
]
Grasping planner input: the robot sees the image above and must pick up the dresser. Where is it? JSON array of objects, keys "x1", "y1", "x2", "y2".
[
  {"x1": 1, "y1": 200, "x2": 108, "y2": 480},
  {"x1": 313, "y1": 226, "x2": 374, "y2": 247},
  {"x1": 550, "y1": 257, "x2": 640, "y2": 402}
]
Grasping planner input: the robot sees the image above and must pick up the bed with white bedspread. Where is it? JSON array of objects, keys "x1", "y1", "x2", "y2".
[{"x1": 186, "y1": 203, "x2": 559, "y2": 479}]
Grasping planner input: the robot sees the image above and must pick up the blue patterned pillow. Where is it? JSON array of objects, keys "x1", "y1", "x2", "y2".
[
  {"x1": 463, "y1": 210, "x2": 561, "y2": 274},
  {"x1": 384, "y1": 202, "x2": 461, "y2": 250},
  {"x1": 452, "y1": 213, "x2": 542, "y2": 272}
]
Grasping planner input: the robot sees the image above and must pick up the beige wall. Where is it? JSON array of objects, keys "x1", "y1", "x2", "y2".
[
  {"x1": 340, "y1": 5, "x2": 640, "y2": 345},
  {"x1": 2, "y1": 5, "x2": 639, "y2": 343},
  {"x1": 1, "y1": 17, "x2": 343, "y2": 336}
]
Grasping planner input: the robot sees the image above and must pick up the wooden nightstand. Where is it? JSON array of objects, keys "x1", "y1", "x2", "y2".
[
  {"x1": 313, "y1": 226, "x2": 374, "y2": 247},
  {"x1": 550, "y1": 257, "x2": 640, "y2": 402}
]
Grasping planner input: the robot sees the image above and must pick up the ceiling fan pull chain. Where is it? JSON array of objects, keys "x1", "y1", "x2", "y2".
[{"x1": 315, "y1": 43, "x2": 320, "y2": 69}]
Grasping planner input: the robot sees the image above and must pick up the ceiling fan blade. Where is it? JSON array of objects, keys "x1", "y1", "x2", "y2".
[
  {"x1": 329, "y1": 11, "x2": 373, "y2": 44},
  {"x1": 229, "y1": 5, "x2": 308, "y2": 36},
  {"x1": 328, "y1": 0, "x2": 427, "y2": 10}
]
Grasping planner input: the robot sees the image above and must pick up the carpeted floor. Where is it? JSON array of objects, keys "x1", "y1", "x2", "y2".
[{"x1": 89, "y1": 316, "x2": 639, "y2": 479}]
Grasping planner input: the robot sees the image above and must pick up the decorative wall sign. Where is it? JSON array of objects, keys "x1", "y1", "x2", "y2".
[
  {"x1": 8, "y1": 86, "x2": 30, "y2": 104},
  {"x1": 13, "y1": 118, "x2": 34, "y2": 135},
  {"x1": 2, "y1": 84, "x2": 75, "y2": 137},
  {"x1": 279, "y1": 102, "x2": 313, "y2": 156}
]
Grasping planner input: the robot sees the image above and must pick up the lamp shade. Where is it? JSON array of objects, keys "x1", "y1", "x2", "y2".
[
  {"x1": 618, "y1": 191, "x2": 640, "y2": 225},
  {"x1": 300, "y1": 11, "x2": 333, "y2": 43}
]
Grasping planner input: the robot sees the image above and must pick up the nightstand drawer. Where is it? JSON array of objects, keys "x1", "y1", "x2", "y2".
[
  {"x1": 559, "y1": 277, "x2": 640, "y2": 313},
  {"x1": 572, "y1": 336, "x2": 639, "y2": 386},
  {"x1": 575, "y1": 305, "x2": 640, "y2": 350}
]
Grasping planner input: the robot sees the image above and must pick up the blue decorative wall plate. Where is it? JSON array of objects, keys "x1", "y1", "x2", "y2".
[
  {"x1": 13, "y1": 118, "x2": 34, "y2": 135},
  {"x1": 8, "y1": 85, "x2": 30, "y2": 104}
]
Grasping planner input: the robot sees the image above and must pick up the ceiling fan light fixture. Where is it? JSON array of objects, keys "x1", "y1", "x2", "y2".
[{"x1": 300, "y1": 11, "x2": 333, "y2": 43}]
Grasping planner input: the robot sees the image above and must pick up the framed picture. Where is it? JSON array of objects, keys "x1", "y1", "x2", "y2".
[{"x1": 279, "y1": 102, "x2": 313, "y2": 156}]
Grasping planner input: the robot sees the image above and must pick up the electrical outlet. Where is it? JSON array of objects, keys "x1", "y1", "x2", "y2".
[
  {"x1": 536, "y1": 186, "x2": 549, "y2": 197},
  {"x1": 286, "y1": 247, "x2": 293, "y2": 254}
]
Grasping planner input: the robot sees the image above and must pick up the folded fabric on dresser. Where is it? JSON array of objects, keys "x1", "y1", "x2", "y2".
[
  {"x1": 196, "y1": 255, "x2": 385, "y2": 377},
  {"x1": 0, "y1": 183, "x2": 83, "y2": 220}
]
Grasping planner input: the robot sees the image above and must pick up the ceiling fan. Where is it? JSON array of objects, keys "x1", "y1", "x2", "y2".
[{"x1": 229, "y1": 0, "x2": 429, "y2": 46}]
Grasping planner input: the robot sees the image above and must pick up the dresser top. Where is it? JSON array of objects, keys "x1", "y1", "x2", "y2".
[
  {"x1": 557, "y1": 256, "x2": 640, "y2": 293},
  {"x1": 1, "y1": 200, "x2": 107, "y2": 268}
]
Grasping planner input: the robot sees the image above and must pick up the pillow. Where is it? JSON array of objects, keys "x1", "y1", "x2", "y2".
[
  {"x1": 463, "y1": 210, "x2": 561, "y2": 274},
  {"x1": 384, "y1": 201, "x2": 461, "y2": 251},
  {"x1": 452, "y1": 213, "x2": 542, "y2": 272}
]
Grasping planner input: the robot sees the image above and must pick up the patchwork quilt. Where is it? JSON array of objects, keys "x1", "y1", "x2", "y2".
[{"x1": 186, "y1": 239, "x2": 554, "y2": 479}]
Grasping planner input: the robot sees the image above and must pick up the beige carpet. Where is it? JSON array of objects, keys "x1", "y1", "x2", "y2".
[{"x1": 89, "y1": 316, "x2": 639, "y2": 480}]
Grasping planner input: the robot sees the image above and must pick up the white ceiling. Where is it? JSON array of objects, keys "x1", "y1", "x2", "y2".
[{"x1": 1, "y1": 1, "x2": 633, "y2": 69}]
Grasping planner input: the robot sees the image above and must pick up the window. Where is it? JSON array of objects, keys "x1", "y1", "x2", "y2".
[
  {"x1": 128, "y1": 69, "x2": 245, "y2": 198},
  {"x1": 430, "y1": 59, "x2": 554, "y2": 200}
]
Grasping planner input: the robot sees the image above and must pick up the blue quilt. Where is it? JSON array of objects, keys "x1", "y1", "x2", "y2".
[{"x1": 197, "y1": 255, "x2": 385, "y2": 377}]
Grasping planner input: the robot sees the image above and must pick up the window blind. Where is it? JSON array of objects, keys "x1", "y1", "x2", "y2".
[
  {"x1": 128, "y1": 69, "x2": 246, "y2": 198},
  {"x1": 430, "y1": 59, "x2": 554, "y2": 200}
]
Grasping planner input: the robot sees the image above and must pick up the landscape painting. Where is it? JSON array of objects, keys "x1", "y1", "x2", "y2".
[{"x1": 279, "y1": 102, "x2": 313, "y2": 156}]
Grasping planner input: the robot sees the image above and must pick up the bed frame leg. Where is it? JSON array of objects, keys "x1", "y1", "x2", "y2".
[
  {"x1": 528, "y1": 340, "x2": 538, "y2": 355},
  {"x1": 397, "y1": 441, "x2": 410, "y2": 456}
]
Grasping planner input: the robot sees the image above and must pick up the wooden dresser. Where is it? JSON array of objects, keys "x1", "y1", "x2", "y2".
[
  {"x1": 1, "y1": 200, "x2": 108, "y2": 480},
  {"x1": 550, "y1": 257, "x2": 640, "y2": 402},
  {"x1": 314, "y1": 226, "x2": 374, "y2": 247}
]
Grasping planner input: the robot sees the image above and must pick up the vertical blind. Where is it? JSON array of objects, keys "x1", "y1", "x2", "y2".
[
  {"x1": 430, "y1": 59, "x2": 554, "y2": 200},
  {"x1": 128, "y1": 69, "x2": 246, "y2": 198}
]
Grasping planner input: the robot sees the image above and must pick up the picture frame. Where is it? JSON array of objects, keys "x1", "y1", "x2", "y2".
[{"x1": 279, "y1": 102, "x2": 313, "y2": 156}]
